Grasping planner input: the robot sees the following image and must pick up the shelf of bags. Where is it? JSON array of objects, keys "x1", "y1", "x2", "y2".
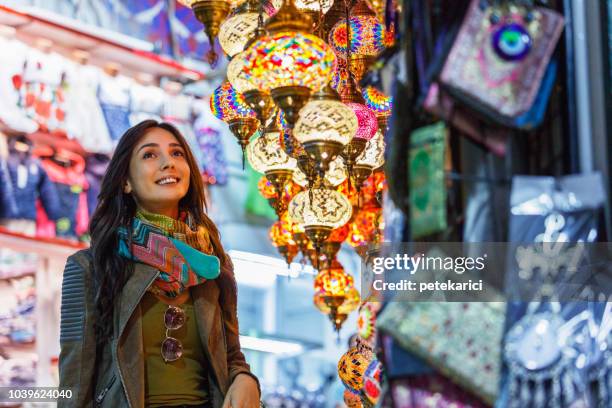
[
  {"x1": 0, "y1": 228, "x2": 87, "y2": 259},
  {"x1": 0, "y1": 5, "x2": 204, "y2": 81}
]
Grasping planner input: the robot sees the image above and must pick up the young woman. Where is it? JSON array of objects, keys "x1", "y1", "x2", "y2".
[{"x1": 58, "y1": 120, "x2": 260, "y2": 408}]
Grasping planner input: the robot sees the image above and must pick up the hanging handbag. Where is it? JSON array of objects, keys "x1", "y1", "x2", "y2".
[
  {"x1": 377, "y1": 299, "x2": 506, "y2": 405},
  {"x1": 409, "y1": 122, "x2": 448, "y2": 238},
  {"x1": 438, "y1": 0, "x2": 564, "y2": 128}
]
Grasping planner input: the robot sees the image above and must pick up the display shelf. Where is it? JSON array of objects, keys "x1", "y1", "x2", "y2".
[
  {"x1": 0, "y1": 5, "x2": 204, "y2": 81},
  {"x1": 0, "y1": 228, "x2": 86, "y2": 259}
]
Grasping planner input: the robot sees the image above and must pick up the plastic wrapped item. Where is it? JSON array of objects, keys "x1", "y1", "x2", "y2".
[{"x1": 499, "y1": 173, "x2": 610, "y2": 408}]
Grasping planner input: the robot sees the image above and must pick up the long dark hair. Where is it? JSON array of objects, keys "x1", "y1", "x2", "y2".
[{"x1": 89, "y1": 120, "x2": 230, "y2": 343}]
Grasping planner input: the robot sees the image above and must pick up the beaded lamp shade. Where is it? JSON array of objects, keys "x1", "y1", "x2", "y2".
[
  {"x1": 288, "y1": 188, "x2": 352, "y2": 228},
  {"x1": 293, "y1": 155, "x2": 347, "y2": 187},
  {"x1": 355, "y1": 130, "x2": 385, "y2": 168},
  {"x1": 294, "y1": 99, "x2": 358, "y2": 145},
  {"x1": 247, "y1": 131, "x2": 297, "y2": 173},
  {"x1": 329, "y1": 15, "x2": 385, "y2": 57},
  {"x1": 257, "y1": 176, "x2": 277, "y2": 199},
  {"x1": 346, "y1": 103, "x2": 378, "y2": 141},
  {"x1": 241, "y1": 32, "x2": 336, "y2": 92},
  {"x1": 362, "y1": 86, "x2": 392, "y2": 117},
  {"x1": 210, "y1": 81, "x2": 256, "y2": 121},
  {"x1": 219, "y1": 12, "x2": 261, "y2": 57}
]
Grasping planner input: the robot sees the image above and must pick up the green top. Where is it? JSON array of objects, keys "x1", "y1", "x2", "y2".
[{"x1": 141, "y1": 290, "x2": 209, "y2": 407}]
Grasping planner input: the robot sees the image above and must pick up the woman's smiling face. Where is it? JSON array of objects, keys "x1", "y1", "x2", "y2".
[{"x1": 125, "y1": 127, "x2": 191, "y2": 218}]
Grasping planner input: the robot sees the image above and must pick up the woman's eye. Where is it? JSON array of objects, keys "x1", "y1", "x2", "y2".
[
  {"x1": 143, "y1": 152, "x2": 155, "y2": 159},
  {"x1": 173, "y1": 150, "x2": 185, "y2": 157}
]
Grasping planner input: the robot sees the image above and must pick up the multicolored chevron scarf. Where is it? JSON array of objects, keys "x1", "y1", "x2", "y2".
[{"x1": 118, "y1": 209, "x2": 221, "y2": 298}]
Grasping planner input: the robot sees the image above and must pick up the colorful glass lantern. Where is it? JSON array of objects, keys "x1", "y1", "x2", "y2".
[
  {"x1": 218, "y1": 6, "x2": 260, "y2": 57},
  {"x1": 338, "y1": 346, "x2": 371, "y2": 393},
  {"x1": 289, "y1": 188, "x2": 352, "y2": 242},
  {"x1": 178, "y1": 0, "x2": 232, "y2": 65},
  {"x1": 346, "y1": 103, "x2": 378, "y2": 141},
  {"x1": 295, "y1": 0, "x2": 332, "y2": 13},
  {"x1": 210, "y1": 81, "x2": 256, "y2": 121},
  {"x1": 362, "y1": 86, "x2": 392, "y2": 118},
  {"x1": 328, "y1": 14, "x2": 385, "y2": 58},
  {"x1": 357, "y1": 302, "x2": 377, "y2": 344},
  {"x1": 343, "y1": 389, "x2": 363, "y2": 408},
  {"x1": 269, "y1": 218, "x2": 298, "y2": 265},
  {"x1": 241, "y1": 32, "x2": 335, "y2": 93},
  {"x1": 211, "y1": 82, "x2": 259, "y2": 164},
  {"x1": 314, "y1": 285, "x2": 359, "y2": 314},
  {"x1": 294, "y1": 85, "x2": 357, "y2": 174},
  {"x1": 330, "y1": 57, "x2": 350, "y2": 94},
  {"x1": 362, "y1": 359, "x2": 382, "y2": 404},
  {"x1": 293, "y1": 155, "x2": 347, "y2": 188},
  {"x1": 257, "y1": 176, "x2": 277, "y2": 199},
  {"x1": 356, "y1": 130, "x2": 385, "y2": 169},
  {"x1": 346, "y1": 207, "x2": 382, "y2": 247},
  {"x1": 314, "y1": 261, "x2": 353, "y2": 294},
  {"x1": 247, "y1": 127, "x2": 297, "y2": 174}
]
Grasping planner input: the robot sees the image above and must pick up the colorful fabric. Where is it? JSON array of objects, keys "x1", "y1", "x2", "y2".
[{"x1": 118, "y1": 210, "x2": 220, "y2": 298}]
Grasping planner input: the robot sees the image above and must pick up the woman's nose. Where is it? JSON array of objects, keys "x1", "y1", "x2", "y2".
[{"x1": 160, "y1": 154, "x2": 176, "y2": 170}]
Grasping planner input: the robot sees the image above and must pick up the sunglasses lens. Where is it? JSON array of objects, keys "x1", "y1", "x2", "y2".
[
  {"x1": 161, "y1": 337, "x2": 183, "y2": 362},
  {"x1": 164, "y1": 306, "x2": 185, "y2": 330}
]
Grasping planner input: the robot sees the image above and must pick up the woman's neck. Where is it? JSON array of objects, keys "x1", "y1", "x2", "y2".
[{"x1": 137, "y1": 204, "x2": 179, "y2": 220}]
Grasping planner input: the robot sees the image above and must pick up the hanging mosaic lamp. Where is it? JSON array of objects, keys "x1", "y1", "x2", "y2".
[
  {"x1": 239, "y1": 0, "x2": 336, "y2": 128},
  {"x1": 330, "y1": 57, "x2": 350, "y2": 94},
  {"x1": 346, "y1": 207, "x2": 382, "y2": 248},
  {"x1": 328, "y1": 0, "x2": 385, "y2": 81},
  {"x1": 338, "y1": 344, "x2": 372, "y2": 393},
  {"x1": 314, "y1": 285, "x2": 360, "y2": 328},
  {"x1": 352, "y1": 130, "x2": 385, "y2": 191},
  {"x1": 295, "y1": 0, "x2": 333, "y2": 22},
  {"x1": 319, "y1": 222, "x2": 349, "y2": 267},
  {"x1": 294, "y1": 155, "x2": 347, "y2": 188},
  {"x1": 313, "y1": 260, "x2": 356, "y2": 330},
  {"x1": 211, "y1": 81, "x2": 259, "y2": 167},
  {"x1": 289, "y1": 188, "x2": 352, "y2": 251},
  {"x1": 294, "y1": 85, "x2": 357, "y2": 175},
  {"x1": 178, "y1": 0, "x2": 232, "y2": 65},
  {"x1": 323, "y1": 0, "x2": 347, "y2": 39},
  {"x1": 362, "y1": 86, "x2": 392, "y2": 131},
  {"x1": 269, "y1": 215, "x2": 299, "y2": 266},
  {"x1": 218, "y1": 0, "x2": 263, "y2": 58},
  {"x1": 278, "y1": 111, "x2": 306, "y2": 159}
]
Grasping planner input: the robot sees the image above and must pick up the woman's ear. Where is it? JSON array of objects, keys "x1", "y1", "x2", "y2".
[{"x1": 124, "y1": 180, "x2": 132, "y2": 194}]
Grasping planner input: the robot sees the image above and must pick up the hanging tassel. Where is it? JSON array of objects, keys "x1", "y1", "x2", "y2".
[
  {"x1": 562, "y1": 370, "x2": 575, "y2": 404},
  {"x1": 551, "y1": 375, "x2": 562, "y2": 408},
  {"x1": 534, "y1": 378, "x2": 545, "y2": 407},
  {"x1": 520, "y1": 377, "x2": 531, "y2": 407}
]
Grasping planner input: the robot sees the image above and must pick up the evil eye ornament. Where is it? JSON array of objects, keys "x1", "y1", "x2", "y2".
[{"x1": 492, "y1": 22, "x2": 532, "y2": 62}]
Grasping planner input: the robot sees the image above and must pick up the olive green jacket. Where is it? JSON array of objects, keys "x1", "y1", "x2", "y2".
[{"x1": 58, "y1": 249, "x2": 259, "y2": 408}]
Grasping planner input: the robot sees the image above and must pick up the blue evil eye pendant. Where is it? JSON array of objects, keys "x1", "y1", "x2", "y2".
[{"x1": 492, "y1": 22, "x2": 532, "y2": 61}]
